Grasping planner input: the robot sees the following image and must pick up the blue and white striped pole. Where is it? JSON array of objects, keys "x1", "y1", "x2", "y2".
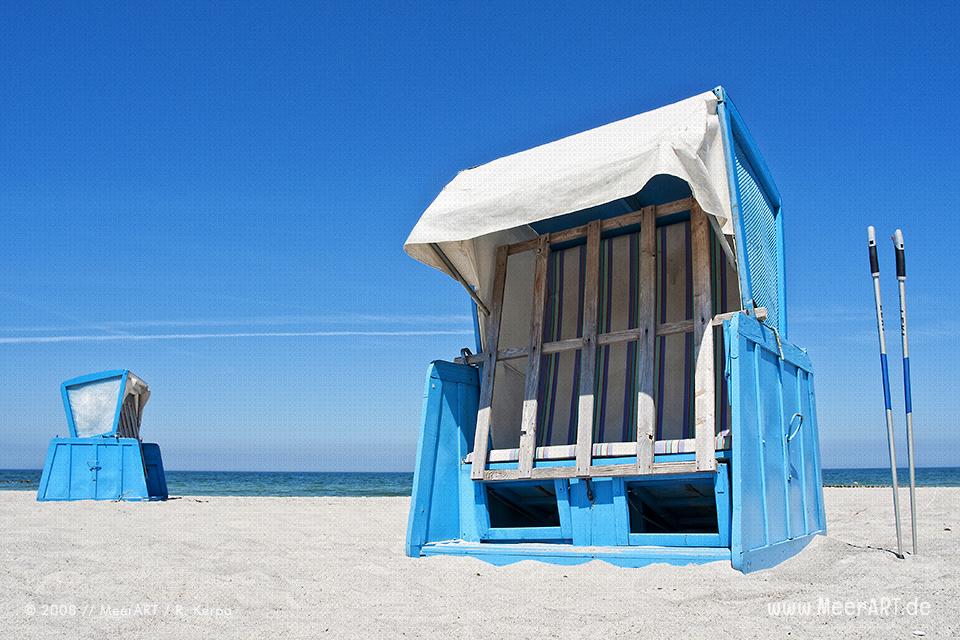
[
  {"x1": 868, "y1": 226, "x2": 904, "y2": 559},
  {"x1": 893, "y1": 229, "x2": 917, "y2": 555}
]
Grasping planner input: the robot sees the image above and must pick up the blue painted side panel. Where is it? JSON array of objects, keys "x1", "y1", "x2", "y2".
[
  {"x1": 95, "y1": 444, "x2": 122, "y2": 500},
  {"x1": 800, "y1": 368, "x2": 827, "y2": 529},
  {"x1": 142, "y1": 443, "x2": 169, "y2": 500},
  {"x1": 715, "y1": 462, "x2": 732, "y2": 547},
  {"x1": 37, "y1": 438, "x2": 167, "y2": 501},
  {"x1": 758, "y1": 348, "x2": 788, "y2": 543},
  {"x1": 728, "y1": 314, "x2": 826, "y2": 572},
  {"x1": 458, "y1": 462, "x2": 486, "y2": 541},
  {"x1": 715, "y1": 87, "x2": 787, "y2": 336},
  {"x1": 781, "y1": 362, "x2": 806, "y2": 537},
  {"x1": 405, "y1": 361, "x2": 479, "y2": 556}
]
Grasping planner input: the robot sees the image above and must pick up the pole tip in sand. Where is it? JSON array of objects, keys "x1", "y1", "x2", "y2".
[{"x1": 893, "y1": 228, "x2": 904, "y2": 249}]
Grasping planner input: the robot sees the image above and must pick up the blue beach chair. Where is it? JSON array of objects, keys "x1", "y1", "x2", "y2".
[
  {"x1": 403, "y1": 88, "x2": 826, "y2": 572},
  {"x1": 37, "y1": 370, "x2": 168, "y2": 501}
]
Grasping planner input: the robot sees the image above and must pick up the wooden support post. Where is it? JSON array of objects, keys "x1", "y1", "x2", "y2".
[
  {"x1": 691, "y1": 202, "x2": 717, "y2": 472},
  {"x1": 575, "y1": 221, "x2": 601, "y2": 476},
  {"x1": 636, "y1": 206, "x2": 657, "y2": 473},
  {"x1": 471, "y1": 245, "x2": 509, "y2": 480},
  {"x1": 517, "y1": 236, "x2": 550, "y2": 478}
]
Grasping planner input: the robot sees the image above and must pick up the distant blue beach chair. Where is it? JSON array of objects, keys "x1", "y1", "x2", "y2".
[
  {"x1": 403, "y1": 87, "x2": 826, "y2": 572},
  {"x1": 37, "y1": 370, "x2": 168, "y2": 501}
]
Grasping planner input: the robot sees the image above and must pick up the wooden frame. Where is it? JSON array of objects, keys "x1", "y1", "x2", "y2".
[
  {"x1": 470, "y1": 245, "x2": 508, "y2": 480},
  {"x1": 469, "y1": 197, "x2": 741, "y2": 482},
  {"x1": 517, "y1": 236, "x2": 550, "y2": 478}
]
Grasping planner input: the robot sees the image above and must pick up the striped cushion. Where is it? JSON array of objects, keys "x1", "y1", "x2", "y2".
[{"x1": 465, "y1": 429, "x2": 732, "y2": 464}]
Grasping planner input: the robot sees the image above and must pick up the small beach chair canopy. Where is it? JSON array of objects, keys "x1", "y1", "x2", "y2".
[
  {"x1": 404, "y1": 86, "x2": 785, "y2": 334},
  {"x1": 61, "y1": 369, "x2": 150, "y2": 440}
]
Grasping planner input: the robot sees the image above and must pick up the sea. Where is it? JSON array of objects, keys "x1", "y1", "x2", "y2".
[{"x1": 1, "y1": 467, "x2": 959, "y2": 497}]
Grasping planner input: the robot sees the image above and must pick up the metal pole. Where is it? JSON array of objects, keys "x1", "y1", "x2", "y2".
[
  {"x1": 428, "y1": 243, "x2": 490, "y2": 316},
  {"x1": 868, "y1": 226, "x2": 904, "y2": 559},
  {"x1": 892, "y1": 228, "x2": 918, "y2": 555}
]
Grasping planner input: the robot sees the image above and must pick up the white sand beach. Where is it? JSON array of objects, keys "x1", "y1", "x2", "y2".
[{"x1": 1, "y1": 488, "x2": 956, "y2": 639}]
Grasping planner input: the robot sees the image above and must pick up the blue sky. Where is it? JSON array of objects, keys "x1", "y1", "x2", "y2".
[{"x1": 2, "y1": 3, "x2": 957, "y2": 471}]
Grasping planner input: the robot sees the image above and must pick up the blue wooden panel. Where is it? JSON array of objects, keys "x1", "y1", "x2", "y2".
[
  {"x1": 728, "y1": 334, "x2": 767, "y2": 552},
  {"x1": 584, "y1": 478, "x2": 621, "y2": 547},
  {"x1": 799, "y1": 370, "x2": 826, "y2": 532},
  {"x1": 405, "y1": 361, "x2": 479, "y2": 556},
  {"x1": 37, "y1": 438, "x2": 160, "y2": 501},
  {"x1": 611, "y1": 479, "x2": 630, "y2": 546},
  {"x1": 458, "y1": 463, "x2": 486, "y2": 541},
  {"x1": 484, "y1": 527, "x2": 567, "y2": 542},
  {"x1": 781, "y1": 362, "x2": 806, "y2": 537},
  {"x1": 715, "y1": 462, "x2": 732, "y2": 547},
  {"x1": 95, "y1": 444, "x2": 121, "y2": 500},
  {"x1": 567, "y1": 477, "x2": 638, "y2": 546},
  {"x1": 628, "y1": 533, "x2": 721, "y2": 547},
  {"x1": 567, "y1": 478, "x2": 593, "y2": 545},
  {"x1": 728, "y1": 314, "x2": 825, "y2": 572},
  {"x1": 70, "y1": 443, "x2": 95, "y2": 499},
  {"x1": 555, "y1": 479, "x2": 573, "y2": 540},
  {"x1": 38, "y1": 441, "x2": 68, "y2": 500},
  {"x1": 141, "y1": 443, "x2": 169, "y2": 500},
  {"x1": 757, "y1": 347, "x2": 788, "y2": 543}
]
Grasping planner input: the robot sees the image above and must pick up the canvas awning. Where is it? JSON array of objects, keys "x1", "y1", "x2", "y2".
[{"x1": 404, "y1": 89, "x2": 736, "y2": 311}]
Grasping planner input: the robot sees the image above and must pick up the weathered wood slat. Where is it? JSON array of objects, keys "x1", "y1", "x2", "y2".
[
  {"x1": 636, "y1": 205, "x2": 657, "y2": 473},
  {"x1": 517, "y1": 236, "x2": 550, "y2": 478},
  {"x1": 506, "y1": 197, "x2": 694, "y2": 255},
  {"x1": 461, "y1": 337, "x2": 584, "y2": 365},
  {"x1": 596, "y1": 328, "x2": 643, "y2": 345},
  {"x1": 653, "y1": 197, "x2": 696, "y2": 217},
  {"x1": 494, "y1": 346, "x2": 529, "y2": 361},
  {"x1": 543, "y1": 337, "x2": 584, "y2": 355},
  {"x1": 458, "y1": 308, "x2": 764, "y2": 364},
  {"x1": 470, "y1": 245, "x2": 509, "y2": 480},
  {"x1": 691, "y1": 203, "x2": 717, "y2": 472},
  {"x1": 575, "y1": 221, "x2": 601, "y2": 476},
  {"x1": 655, "y1": 319, "x2": 695, "y2": 337},
  {"x1": 712, "y1": 307, "x2": 766, "y2": 325}
]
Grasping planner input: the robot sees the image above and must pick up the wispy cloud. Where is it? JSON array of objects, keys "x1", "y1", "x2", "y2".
[
  {"x1": 0, "y1": 313, "x2": 473, "y2": 333},
  {"x1": 0, "y1": 330, "x2": 473, "y2": 345}
]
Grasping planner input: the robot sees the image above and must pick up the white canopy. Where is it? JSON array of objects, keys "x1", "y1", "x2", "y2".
[{"x1": 404, "y1": 89, "x2": 735, "y2": 309}]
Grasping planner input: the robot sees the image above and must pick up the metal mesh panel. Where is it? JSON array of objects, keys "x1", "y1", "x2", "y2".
[{"x1": 734, "y1": 140, "x2": 780, "y2": 330}]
